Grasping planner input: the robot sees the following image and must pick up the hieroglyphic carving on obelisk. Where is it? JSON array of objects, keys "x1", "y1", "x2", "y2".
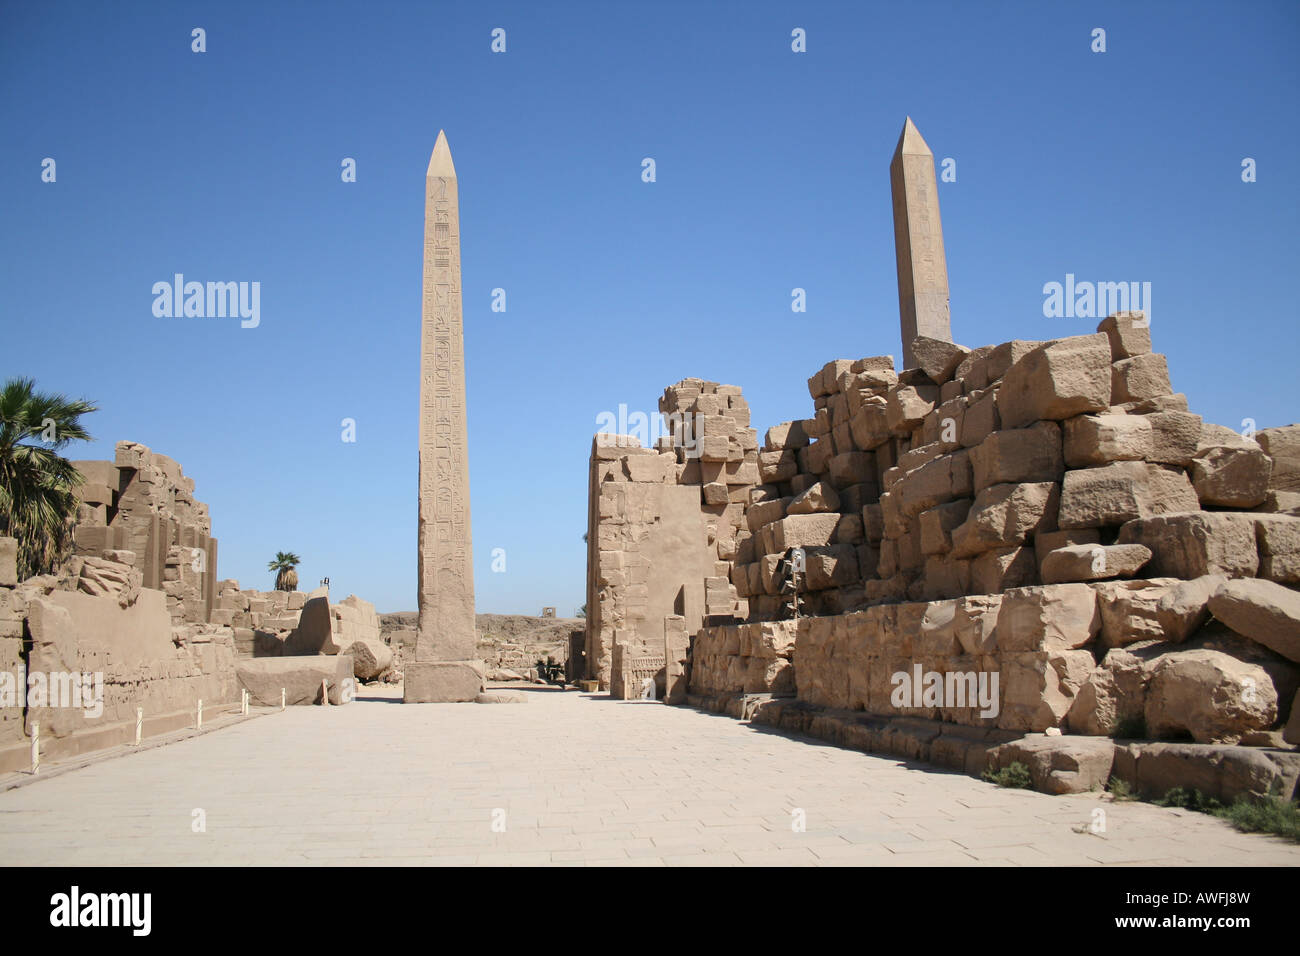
[
  {"x1": 890, "y1": 117, "x2": 952, "y2": 370},
  {"x1": 405, "y1": 129, "x2": 482, "y2": 703}
]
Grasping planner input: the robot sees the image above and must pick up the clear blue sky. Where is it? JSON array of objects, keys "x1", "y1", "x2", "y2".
[{"x1": 2, "y1": 1, "x2": 1297, "y2": 614}]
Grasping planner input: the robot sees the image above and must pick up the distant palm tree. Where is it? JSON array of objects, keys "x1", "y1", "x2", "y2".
[
  {"x1": 0, "y1": 377, "x2": 98, "y2": 579},
  {"x1": 268, "y1": 551, "x2": 301, "y2": 591}
]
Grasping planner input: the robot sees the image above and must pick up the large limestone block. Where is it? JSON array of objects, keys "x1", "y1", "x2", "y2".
[
  {"x1": 236, "y1": 655, "x2": 355, "y2": 706},
  {"x1": 950, "y1": 481, "x2": 1058, "y2": 557},
  {"x1": 997, "y1": 333, "x2": 1112, "y2": 429},
  {"x1": 1067, "y1": 646, "x2": 1149, "y2": 736},
  {"x1": 1116, "y1": 742, "x2": 1300, "y2": 805},
  {"x1": 787, "y1": 481, "x2": 839, "y2": 515},
  {"x1": 953, "y1": 594, "x2": 1001, "y2": 654},
  {"x1": 999, "y1": 648, "x2": 1095, "y2": 731},
  {"x1": 1097, "y1": 313, "x2": 1151, "y2": 360},
  {"x1": 898, "y1": 450, "x2": 972, "y2": 516},
  {"x1": 1207, "y1": 578, "x2": 1300, "y2": 662},
  {"x1": 848, "y1": 400, "x2": 892, "y2": 451},
  {"x1": 0, "y1": 537, "x2": 17, "y2": 588},
  {"x1": 970, "y1": 421, "x2": 1063, "y2": 491},
  {"x1": 1189, "y1": 445, "x2": 1271, "y2": 508},
  {"x1": 284, "y1": 596, "x2": 335, "y2": 654},
  {"x1": 969, "y1": 546, "x2": 1036, "y2": 594},
  {"x1": 1258, "y1": 424, "x2": 1300, "y2": 493},
  {"x1": 909, "y1": 336, "x2": 970, "y2": 384},
  {"x1": 1117, "y1": 512, "x2": 1259, "y2": 579},
  {"x1": 1092, "y1": 579, "x2": 1173, "y2": 647},
  {"x1": 342, "y1": 638, "x2": 393, "y2": 681},
  {"x1": 1058, "y1": 461, "x2": 1198, "y2": 529},
  {"x1": 403, "y1": 660, "x2": 485, "y2": 702},
  {"x1": 987, "y1": 735, "x2": 1116, "y2": 794},
  {"x1": 1144, "y1": 649, "x2": 1277, "y2": 744},
  {"x1": 886, "y1": 384, "x2": 938, "y2": 434},
  {"x1": 997, "y1": 584, "x2": 1100, "y2": 652},
  {"x1": 1040, "y1": 543, "x2": 1151, "y2": 585},
  {"x1": 1145, "y1": 411, "x2": 1203, "y2": 466},
  {"x1": 919, "y1": 499, "x2": 972, "y2": 555},
  {"x1": 1063, "y1": 414, "x2": 1150, "y2": 468},
  {"x1": 1111, "y1": 353, "x2": 1172, "y2": 404},
  {"x1": 765, "y1": 421, "x2": 810, "y2": 451},
  {"x1": 1154, "y1": 574, "x2": 1223, "y2": 643},
  {"x1": 1254, "y1": 514, "x2": 1300, "y2": 584},
  {"x1": 769, "y1": 514, "x2": 840, "y2": 551}
]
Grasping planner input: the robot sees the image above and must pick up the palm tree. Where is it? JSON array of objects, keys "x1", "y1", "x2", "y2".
[
  {"x1": 0, "y1": 377, "x2": 98, "y2": 580},
  {"x1": 268, "y1": 551, "x2": 301, "y2": 591}
]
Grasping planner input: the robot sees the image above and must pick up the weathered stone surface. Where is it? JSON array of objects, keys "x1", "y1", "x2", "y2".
[
  {"x1": 891, "y1": 119, "x2": 951, "y2": 369},
  {"x1": 987, "y1": 735, "x2": 1116, "y2": 794},
  {"x1": 475, "y1": 691, "x2": 527, "y2": 703},
  {"x1": 1258, "y1": 425, "x2": 1300, "y2": 493},
  {"x1": 765, "y1": 420, "x2": 810, "y2": 451},
  {"x1": 1145, "y1": 411, "x2": 1203, "y2": 466},
  {"x1": 1207, "y1": 578, "x2": 1300, "y2": 662},
  {"x1": 1254, "y1": 514, "x2": 1300, "y2": 584},
  {"x1": 969, "y1": 546, "x2": 1036, "y2": 594},
  {"x1": 997, "y1": 334, "x2": 1112, "y2": 429},
  {"x1": 768, "y1": 514, "x2": 841, "y2": 551},
  {"x1": 909, "y1": 335, "x2": 968, "y2": 384},
  {"x1": 1190, "y1": 440, "x2": 1271, "y2": 509},
  {"x1": 1068, "y1": 646, "x2": 1150, "y2": 736},
  {"x1": 787, "y1": 481, "x2": 839, "y2": 515},
  {"x1": 236, "y1": 655, "x2": 355, "y2": 706},
  {"x1": 1058, "y1": 461, "x2": 1198, "y2": 529},
  {"x1": 999, "y1": 648, "x2": 1095, "y2": 731},
  {"x1": 1063, "y1": 414, "x2": 1149, "y2": 468},
  {"x1": 1111, "y1": 353, "x2": 1172, "y2": 404},
  {"x1": 919, "y1": 500, "x2": 972, "y2": 555},
  {"x1": 898, "y1": 450, "x2": 972, "y2": 516},
  {"x1": 416, "y1": 131, "x2": 478, "y2": 687},
  {"x1": 886, "y1": 384, "x2": 938, "y2": 434},
  {"x1": 341, "y1": 637, "x2": 393, "y2": 681},
  {"x1": 970, "y1": 422, "x2": 1062, "y2": 491},
  {"x1": 1093, "y1": 580, "x2": 1172, "y2": 647},
  {"x1": 1040, "y1": 543, "x2": 1151, "y2": 584},
  {"x1": 1117, "y1": 512, "x2": 1259, "y2": 579},
  {"x1": 283, "y1": 596, "x2": 334, "y2": 654},
  {"x1": 950, "y1": 482, "x2": 1058, "y2": 557},
  {"x1": 952, "y1": 594, "x2": 1001, "y2": 654},
  {"x1": 997, "y1": 584, "x2": 1100, "y2": 652},
  {"x1": 1097, "y1": 313, "x2": 1151, "y2": 360},
  {"x1": 404, "y1": 660, "x2": 485, "y2": 703},
  {"x1": 1154, "y1": 574, "x2": 1223, "y2": 643},
  {"x1": 1144, "y1": 649, "x2": 1277, "y2": 744}
]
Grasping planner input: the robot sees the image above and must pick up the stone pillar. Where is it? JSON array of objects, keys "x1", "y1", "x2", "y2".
[
  {"x1": 405, "y1": 130, "x2": 482, "y2": 703},
  {"x1": 890, "y1": 117, "x2": 952, "y2": 370}
]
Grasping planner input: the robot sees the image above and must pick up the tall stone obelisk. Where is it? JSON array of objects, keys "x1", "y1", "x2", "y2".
[
  {"x1": 889, "y1": 117, "x2": 952, "y2": 370},
  {"x1": 405, "y1": 129, "x2": 482, "y2": 704}
]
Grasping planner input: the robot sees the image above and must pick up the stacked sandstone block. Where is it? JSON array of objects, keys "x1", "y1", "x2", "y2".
[{"x1": 71, "y1": 441, "x2": 218, "y2": 626}]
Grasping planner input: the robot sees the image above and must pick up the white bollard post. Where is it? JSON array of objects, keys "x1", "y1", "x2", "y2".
[
  {"x1": 321, "y1": 679, "x2": 329, "y2": 706},
  {"x1": 31, "y1": 722, "x2": 39, "y2": 774},
  {"x1": 281, "y1": 688, "x2": 286, "y2": 711},
  {"x1": 135, "y1": 707, "x2": 143, "y2": 746},
  {"x1": 241, "y1": 689, "x2": 248, "y2": 715},
  {"x1": 196, "y1": 699, "x2": 203, "y2": 730}
]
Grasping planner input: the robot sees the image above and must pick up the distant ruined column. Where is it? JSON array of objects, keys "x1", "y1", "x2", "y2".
[
  {"x1": 890, "y1": 117, "x2": 952, "y2": 370},
  {"x1": 405, "y1": 130, "x2": 482, "y2": 703}
]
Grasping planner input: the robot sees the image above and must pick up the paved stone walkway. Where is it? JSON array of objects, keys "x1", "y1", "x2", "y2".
[{"x1": 1, "y1": 686, "x2": 1297, "y2": 866}]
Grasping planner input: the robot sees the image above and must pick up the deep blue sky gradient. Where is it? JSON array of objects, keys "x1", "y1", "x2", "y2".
[{"x1": 2, "y1": 0, "x2": 1297, "y2": 612}]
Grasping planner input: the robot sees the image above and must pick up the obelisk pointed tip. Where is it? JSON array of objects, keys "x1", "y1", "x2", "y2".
[
  {"x1": 893, "y1": 116, "x2": 932, "y2": 158},
  {"x1": 427, "y1": 129, "x2": 456, "y2": 178}
]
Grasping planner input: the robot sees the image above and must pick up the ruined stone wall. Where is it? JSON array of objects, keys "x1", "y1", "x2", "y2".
[
  {"x1": 72, "y1": 440, "x2": 218, "y2": 626},
  {"x1": 684, "y1": 313, "x2": 1300, "y2": 762},
  {"x1": 584, "y1": 382, "x2": 759, "y2": 692}
]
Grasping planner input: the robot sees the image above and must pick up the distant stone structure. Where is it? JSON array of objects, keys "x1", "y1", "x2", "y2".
[
  {"x1": 408, "y1": 130, "x2": 481, "y2": 703},
  {"x1": 890, "y1": 117, "x2": 952, "y2": 369}
]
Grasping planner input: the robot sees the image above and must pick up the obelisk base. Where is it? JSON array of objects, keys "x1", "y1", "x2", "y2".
[{"x1": 403, "y1": 660, "x2": 485, "y2": 703}]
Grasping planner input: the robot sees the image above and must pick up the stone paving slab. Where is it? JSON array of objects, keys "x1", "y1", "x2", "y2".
[{"x1": 0, "y1": 685, "x2": 1296, "y2": 866}]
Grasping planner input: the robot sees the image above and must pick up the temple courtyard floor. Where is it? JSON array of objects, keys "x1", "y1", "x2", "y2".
[{"x1": 1, "y1": 685, "x2": 1297, "y2": 866}]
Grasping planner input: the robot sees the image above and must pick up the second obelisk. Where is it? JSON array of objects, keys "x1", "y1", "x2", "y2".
[{"x1": 405, "y1": 129, "x2": 482, "y2": 703}]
